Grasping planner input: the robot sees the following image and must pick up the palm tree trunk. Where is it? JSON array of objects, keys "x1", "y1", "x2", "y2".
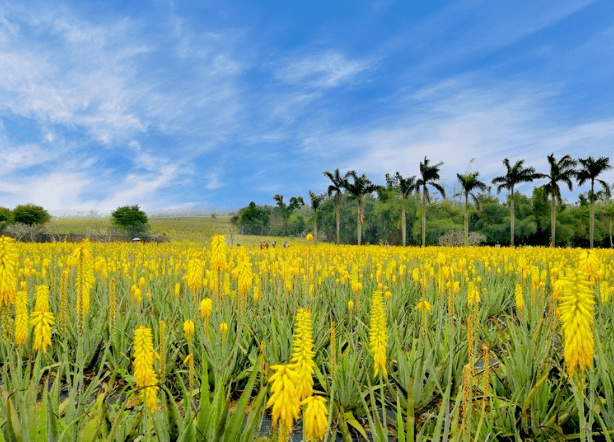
[
  {"x1": 357, "y1": 196, "x2": 363, "y2": 245},
  {"x1": 421, "y1": 190, "x2": 426, "y2": 247},
  {"x1": 510, "y1": 197, "x2": 515, "y2": 247},
  {"x1": 401, "y1": 208, "x2": 407, "y2": 247},
  {"x1": 590, "y1": 200, "x2": 595, "y2": 248},
  {"x1": 464, "y1": 195, "x2": 469, "y2": 246},
  {"x1": 334, "y1": 199, "x2": 340, "y2": 245},
  {"x1": 550, "y1": 197, "x2": 556, "y2": 247},
  {"x1": 314, "y1": 210, "x2": 318, "y2": 244}
]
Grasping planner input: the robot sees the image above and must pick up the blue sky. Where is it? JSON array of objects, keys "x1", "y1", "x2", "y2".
[{"x1": 1, "y1": 0, "x2": 613, "y2": 215}]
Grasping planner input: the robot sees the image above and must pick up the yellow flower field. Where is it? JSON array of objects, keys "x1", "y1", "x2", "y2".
[{"x1": 1, "y1": 235, "x2": 613, "y2": 441}]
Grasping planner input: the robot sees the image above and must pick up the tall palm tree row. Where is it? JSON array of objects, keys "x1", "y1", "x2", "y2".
[
  {"x1": 491, "y1": 159, "x2": 545, "y2": 246},
  {"x1": 456, "y1": 172, "x2": 488, "y2": 246},
  {"x1": 576, "y1": 156, "x2": 612, "y2": 248},
  {"x1": 310, "y1": 153, "x2": 611, "y2": 247},
  {"x1": 343, "y1": 171, "x2": 379, "y2": 245},
  {"x1": 417, "y1": 157, "x2": 446, "y2": 247}
]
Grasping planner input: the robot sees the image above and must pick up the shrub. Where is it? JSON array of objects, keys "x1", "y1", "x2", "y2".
[
  {"x1": 438, "y1": 230, "x2": 486, "y2": 246},
  {"x1": 4, "y1": 223, "x2": 45, "y2": 242}
]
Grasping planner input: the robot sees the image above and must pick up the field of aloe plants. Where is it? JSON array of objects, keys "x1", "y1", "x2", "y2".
[{"x1": 1, "y1": 234, "x2": 613, "y2": 441}]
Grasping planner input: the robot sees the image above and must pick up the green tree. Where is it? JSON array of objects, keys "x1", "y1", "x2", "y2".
[
  {"x1": 372, "y1": 190, "x2": 404, "y2": 245},
  {"x1": 542, "y1": 153, "x2": 577, "y2": 247},
  {"x1": 417, "y1": 157, "x2": 446, "y2": 247},
  {"x1": 491, "y1": 158, "x2": 545, "y2": 246},
  {"x1": 576, "y1": 156, "x2": 612, "y2": 248},
  {"x1": 386, "y1": 172, "x2": 419, "y2": 246},
  {"x1": 273, "y1": 194, "x2": 305, "y2": 235},
  {"x1": 343, "y1": 172, "x2": 379, "y2": 245},
  {"x1": 413, "y1": 200, "x2": 461, "y2": 245},
  {"x1": 470, "y1": 194, "x2": 510, "y2": 245},
  {"x1": 601, "y1": 200, "x2": 614, "y2": 248},
  {"x1": 456, "y1": 172, "x2": 488, "y2": 246},
  {"x1": 12, "y1": 204, "x2": 51, "y2": 225},
  {"x1": 111, "y1": 205, "x2": 149, "y2": 237},
  {"x1": 512, "y1": 194, "x2": 539, "y2": 245},
  {"x1": 323, "y1": 169, "x2": 352, "y2": 245},
  {"x1": 287, "y1": 213, "x2": 306, "y2": 235},
  {"x1": 236, "y1": 202, "x2": 271, "y2": 235},
  {"x1": 0, "y1": 207, "x2": 12, "y2": 229},
  {"x1": 308, "y1": 190, "x2": 325, "y2": 243}
]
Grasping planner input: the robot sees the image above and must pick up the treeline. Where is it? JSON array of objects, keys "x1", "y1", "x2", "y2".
[
  {"x1": 0, "y1": 204, "x2": 51, "y2": 228},
  {"x1": 0, "y1": 204, "x2": 163, "y2": 242},
  {"x1": 234, "y1": 155, "x2": 614, "y2": 248}
]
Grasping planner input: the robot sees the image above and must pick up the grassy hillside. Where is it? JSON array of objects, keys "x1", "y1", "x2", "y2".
[{"x1": 46, "y1": 215, "x2": 306, "y2": 245}]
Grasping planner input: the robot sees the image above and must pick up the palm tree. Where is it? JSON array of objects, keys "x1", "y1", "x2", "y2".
[
  {"x1": 323, "y1": 169, "x2": 352, "y2": 245},
  {"x1": 343, "y1": 171, "x2": 379, "y2": 245},
  {"x1": 273, "y1": 194, "x2": 305, "y2": 235},
  {"x1": 456, "y1": 172, "x2": 488, "y2": 246},
  {"x1": 492, "y1": 158, "x2": 545, "y2": 246},
  {"x1": 576, "y1": 156, "x2": 612, "y2": 248},
  {"x1": 308, "y1": 190, "x2": 325, "y2": 243},
  {"x1": 417, "y1": 157, "x2": 445, "y2": 247},
  {"x1": 542, "y1": 153, "x2": 577, "y2": 247},
  {"x1": 386, "y1": 172, "x2": 419, "y2": 246}
]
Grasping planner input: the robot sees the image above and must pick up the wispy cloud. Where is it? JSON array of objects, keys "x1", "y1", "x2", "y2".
[
  {"x1": 316, "y1": 77, "x2": 614, "y2": 193},
  {"x1": 275, "y1": 51, "x2": 368, "y2": 88},
  {"x1": 0, "y1": 3, "x2": 249, "y2": 148},
  {"x1": 381, "y1": 0, "x2": 596, "y2": 76},
  {"x1": 0, "y1": 9, "x2": 151, "y2": 143}
]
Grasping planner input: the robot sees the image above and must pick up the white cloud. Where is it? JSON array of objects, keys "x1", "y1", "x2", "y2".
[
  {"x1": 0, "y1": 144, "x2": 57, "y2": 175},
  {"x1": 385, "y1": 0, "x2": 596, "y2": 76},
  {"x1": 0, "y1": 11, "x2": 150, "y2": 143},
  {"x1": 0, "y1": 171, "x2": 92, "y2": 211},
  {"x1": 276, "y1": 51, "x2": 367, "y2": 88},
  {"x1": 314, "y1": 78, "x2": 614, "y2": 193},
  {"x1": 0, "y1": 4, "x2": 247, "y2": 149},
  {"x1": 90, "y1": 163, "x2": 181, "y2": 213}
]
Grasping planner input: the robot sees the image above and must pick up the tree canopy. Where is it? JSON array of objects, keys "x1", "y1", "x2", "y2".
[
  {"x1": 12, "y1": 204, "x2": 51, "y2": 225},
  {"x1": 0, "y1": 207, "x2": 12, "y2": 228},
  {"x1": 236, "y1": 202, "x2": 271, "y2": 235},
  {"x1": 111, "y1": 205, "x2": 149, "y2": 237}
]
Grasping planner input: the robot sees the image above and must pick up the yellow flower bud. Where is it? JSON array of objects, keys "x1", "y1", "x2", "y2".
[
  {"x1": 183, "y1": 320, "x2": 195, "y2": 339},
  {"x1": 220, "y1": 322, "x2": 229, "y2": 334},
  {"x1": 199, "y1": 297, "x2": 213, "y2": 319}
]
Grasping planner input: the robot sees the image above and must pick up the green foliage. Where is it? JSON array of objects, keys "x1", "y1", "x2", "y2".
[
  {"x1": 235, "y1": 202, "x2": 271, "y2": 235},
  {"x1": 287, "y1": 212, "x2": 306, "y2": 234},
  {"x1": 234, "y1": 160, "x2": 614, "y2": 247},
  {"x1": 12, "y1": 204, "x2": 51, "y2": 225},
  {"x1": 438, "y1": 230, "x2": 486, "y2": 246},
  {"x1": 111, "y1": 205, "x2": 149, "y2": 237},
  {"x1": 242, "y1": 187, "x2": 614, "y2": 247},
  {"x1": 273, "y1": 194, "x2": 305, "y2": 234},
  {"x1": 0, "y1": 206, "x2": 12, "y2": 229},
  {"x1": 470, "y1": 197, "x2": 509, "y2": 245}
]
